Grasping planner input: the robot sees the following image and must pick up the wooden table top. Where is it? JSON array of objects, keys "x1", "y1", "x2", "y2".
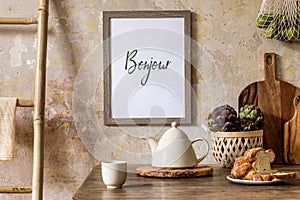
[{"x1": 73, "y1": 164, "x2": 300, "y2": 200}]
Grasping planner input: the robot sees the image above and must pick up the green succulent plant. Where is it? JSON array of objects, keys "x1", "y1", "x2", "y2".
[
  {"x1": 239, "y1": 104, "x2": 264, "y2": 131},
  {"x1": 208, "y1": 104, "x2": 265, "y2": 132}
]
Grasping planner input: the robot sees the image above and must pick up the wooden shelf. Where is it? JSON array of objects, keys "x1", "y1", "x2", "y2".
[{"x1": 73, "y1": 164, "x2": 300, "y2": 200}]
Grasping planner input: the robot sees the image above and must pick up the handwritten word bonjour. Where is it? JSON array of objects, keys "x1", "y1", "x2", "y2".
[{"x1": 124, "y1": 49, "x2": 171, "y2": 86}]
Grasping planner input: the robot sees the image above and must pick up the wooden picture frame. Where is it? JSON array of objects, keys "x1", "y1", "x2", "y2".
[{"x1": 103, "y1": 10, "x2": 191, "y2": 125}]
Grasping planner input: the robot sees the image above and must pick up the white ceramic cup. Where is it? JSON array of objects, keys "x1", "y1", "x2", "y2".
[{"x1": 101, "y1": 160, "x2": 127, "y2": 189}]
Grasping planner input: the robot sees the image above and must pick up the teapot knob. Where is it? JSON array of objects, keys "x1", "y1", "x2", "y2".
[{"x1": 171, "y1": 122, "x2": 177, "y2": 128}]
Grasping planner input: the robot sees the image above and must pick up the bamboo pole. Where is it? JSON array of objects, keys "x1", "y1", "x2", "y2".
[
  {"x1": 32, "y1": 0, "x2": 49, "y2": 199},
  {"x1": 0, "y1": 186, "x2": 32, "y2": 193},
  {"x1": 17, "y1": 99, "x2": 34, "y2": 107},
  {"x1": 0, "y1": 17, "x2": 37, "y2": 24}
]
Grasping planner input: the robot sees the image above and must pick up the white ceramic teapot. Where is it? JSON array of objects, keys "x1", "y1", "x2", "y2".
[{"x1": 144, "y1": 122, "x2": 209, "y2": 168}]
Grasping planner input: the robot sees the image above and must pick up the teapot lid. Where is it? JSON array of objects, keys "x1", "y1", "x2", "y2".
[{"x1": 161, "y1": 122, "x2": 188, "y2": 140}]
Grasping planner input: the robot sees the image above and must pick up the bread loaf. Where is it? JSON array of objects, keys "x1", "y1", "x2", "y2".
[
  {"x1": 231, "y1": 147, "x2": 296, "y2": 181},
  {"x1": 271, "y1": 172, "x2": 297, "y2": 180},
  {"x1": 231, "y1": 147, "x2": 275, "y2": 180}
]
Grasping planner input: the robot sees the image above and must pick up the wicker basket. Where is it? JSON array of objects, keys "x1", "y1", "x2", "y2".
[{"x1": 210, "y1": 130, "x2": 263, "y2": 168}]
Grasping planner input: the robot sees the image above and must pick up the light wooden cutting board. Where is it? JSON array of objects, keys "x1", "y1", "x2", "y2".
[
  {"x1": 136, "y1": 166, "x2": 213, "y2": 178},
  {"x1": 284, "y1": 95, "x2": 300, "y2": 164}
]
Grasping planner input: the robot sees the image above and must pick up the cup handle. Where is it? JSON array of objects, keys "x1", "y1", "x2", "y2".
[{"x1": 191, "y1": 137, "x2": 209, "y2": 163}]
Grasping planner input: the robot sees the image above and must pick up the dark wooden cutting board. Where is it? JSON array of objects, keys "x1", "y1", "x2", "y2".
[
  {"x1": 238, "y1": 53, "x2": 300, "y2": 164},
  {"x1": 284, "y1": 95, "x2": 300, "y2": 164}
]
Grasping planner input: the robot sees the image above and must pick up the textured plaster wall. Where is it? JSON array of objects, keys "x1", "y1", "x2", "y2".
[{"x1": 0, "y1": 0, "x2": 300, "y2": 199}]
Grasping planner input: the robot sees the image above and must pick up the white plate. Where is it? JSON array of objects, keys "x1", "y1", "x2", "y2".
[{"x1": 226, "y1": 175, "x2": 284, "y2": 185}]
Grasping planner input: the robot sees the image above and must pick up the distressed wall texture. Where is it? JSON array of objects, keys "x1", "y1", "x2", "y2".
[{"x1": 1, "y1": 0, "x2": 300, "y2": 199}]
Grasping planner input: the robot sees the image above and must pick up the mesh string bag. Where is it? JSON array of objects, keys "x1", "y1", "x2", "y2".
[{"x1": 256, "y1": 0, "x2": 300, "y2": 41}]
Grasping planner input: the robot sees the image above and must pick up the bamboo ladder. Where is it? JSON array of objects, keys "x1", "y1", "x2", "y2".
[{"x1": 0, "y1": 0, "x2": 49, "y2": 200}]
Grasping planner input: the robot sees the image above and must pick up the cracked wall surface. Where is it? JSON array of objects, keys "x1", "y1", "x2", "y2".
[{"x1": 1, "y1": 0, "x2": 300, "y2": 199}]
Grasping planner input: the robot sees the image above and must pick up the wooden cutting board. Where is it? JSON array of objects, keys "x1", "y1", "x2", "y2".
[
  {"x1": 284, "y1": 95, "x2": 300, "y2": 164},
  {"x1": 238, "y1": 53, "x2": 300, "y2": 164},
  {"x1": 136, "y1": 166, "x2": 213, "y2": 178}
]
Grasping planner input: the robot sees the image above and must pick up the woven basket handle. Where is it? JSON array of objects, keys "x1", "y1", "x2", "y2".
[{"x1": 191, "y1": 138, "x2": 209, "y2": 164}]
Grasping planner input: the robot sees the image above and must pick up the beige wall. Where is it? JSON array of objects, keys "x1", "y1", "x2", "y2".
[{"x1": 1, "y1": 0, "x2": 300, "y2": 199}]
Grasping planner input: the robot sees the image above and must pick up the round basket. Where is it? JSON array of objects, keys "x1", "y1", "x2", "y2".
[{"x1": 210, "y1": 130, "x2": 263, "y2": 168}]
